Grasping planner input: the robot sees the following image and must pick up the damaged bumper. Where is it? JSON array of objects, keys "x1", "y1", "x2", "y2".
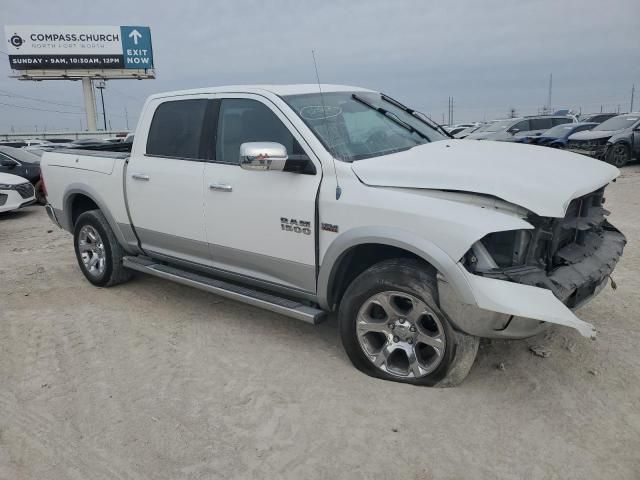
[{"x1": 438, "y1": 222, "x2": 626, "y2": 340}]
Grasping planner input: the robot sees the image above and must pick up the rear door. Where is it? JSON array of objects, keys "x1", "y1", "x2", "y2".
[
  {"x1": 126, "y1": 96, "x2": 215, "y2": 265},
  {"x1": 202, "y1": 95, "x2": 322, "y2": 293}
]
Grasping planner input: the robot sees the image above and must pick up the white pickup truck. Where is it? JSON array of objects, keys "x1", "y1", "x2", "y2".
[{"x1": 41, "y1": 84, "x2": 626, "y2": 386}]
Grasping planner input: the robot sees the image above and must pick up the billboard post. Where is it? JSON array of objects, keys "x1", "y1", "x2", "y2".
[
  {"x1": 4, "y1": 25, "x2": 155, "y2": 131},
  {"x1": 81, "y1": 77, "x2": 97, "y2": 132}
]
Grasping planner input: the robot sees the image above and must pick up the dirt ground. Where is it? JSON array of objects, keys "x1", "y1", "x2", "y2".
[{"x1": 1, "y1": 166, "x2": 639, "y2": 480}]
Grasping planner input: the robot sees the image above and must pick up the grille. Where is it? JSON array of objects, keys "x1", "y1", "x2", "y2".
[
  {"x1": 15, "y1": 182, "x2": 35, "y2": 199},
  {"x1": 0, "y1": 193, "x2": 6, "y2": 206}
]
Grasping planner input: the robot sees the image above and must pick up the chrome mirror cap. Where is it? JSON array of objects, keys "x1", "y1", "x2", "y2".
[{"x1": 239, "y1": 142, "x2": 288, "y2": 171}]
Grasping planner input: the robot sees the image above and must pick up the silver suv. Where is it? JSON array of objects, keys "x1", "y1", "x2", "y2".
[{"x1": 466, "y1": 116, "x2": 576, "y2": 141}]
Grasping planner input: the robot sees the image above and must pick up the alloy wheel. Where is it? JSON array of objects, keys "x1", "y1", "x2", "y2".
[
  {"x1": 356, "y1": 291, "x2": 446, "y2": 378},
  {"x1": 78, "y1": 225, "x2": 106, "y2": 277}
]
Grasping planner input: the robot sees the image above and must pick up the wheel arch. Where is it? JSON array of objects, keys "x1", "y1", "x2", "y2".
[
  {"x1": 317, "y1": 227, "x2": 477, "y2": 311},
  {"x1": 62, "y1": 185, "x2": 138, "y2": 254}
]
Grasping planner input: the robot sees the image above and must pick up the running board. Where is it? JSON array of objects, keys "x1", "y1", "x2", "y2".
[{"x1": 123, "y1": 256, "x2": 326, "y2": 325}]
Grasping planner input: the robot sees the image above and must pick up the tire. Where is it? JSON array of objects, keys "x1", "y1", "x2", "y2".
[
  {"x1": 73, "y1": 210, "x2": 132, "y2": 287},
  {"x1": 338, "y1": 258, "x2": 479, "y2": 387},
  {"x1": 606, "y1": 143, "x2": 630, "y2": 167}
]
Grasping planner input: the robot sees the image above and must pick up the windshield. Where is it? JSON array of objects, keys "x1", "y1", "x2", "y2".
[
  {"x1": 283, "y1": 91, "x2": 446, "y2": 161},
  {"x1": 542, "y1": 124, "x2": 576, "y2": 137},
  {"x1": 594, "y1": 115, "x2": 639, "y2": 131}
]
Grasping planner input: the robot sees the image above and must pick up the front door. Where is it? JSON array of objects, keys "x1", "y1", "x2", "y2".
[
  {"x1": 203, "y1": 95, "x2": 321, "y2": 293},
  {"x1": 126, "y1": 96, "x2": 213, "y2": 265}
]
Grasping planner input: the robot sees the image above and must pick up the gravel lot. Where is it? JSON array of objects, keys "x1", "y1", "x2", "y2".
[{"x1": 1, "y1": 165, "x2": 639, "y2": 480}]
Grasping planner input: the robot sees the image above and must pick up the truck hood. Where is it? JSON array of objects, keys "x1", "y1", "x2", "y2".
[
  {"x1": 350, "y1": 140, "x2": 619, "y2": 217},
  {"x1": 568, "y1": 130, "x2": 618, "y2": 141}
]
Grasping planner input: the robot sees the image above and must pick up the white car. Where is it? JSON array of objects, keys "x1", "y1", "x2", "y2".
[
  {"x1": 41, "y1": 84, "x2": 626, "y2": 386},
  {"x1": 0, "y1": 172, "x2": 36, "y2": 212}
]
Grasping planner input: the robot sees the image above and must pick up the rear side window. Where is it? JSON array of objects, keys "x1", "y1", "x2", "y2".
[
  {"x1": 552, "y1": 117, "x2": 572, "y2": 127},
  {"x1": 530, "y1": 118, "x2": 553, "y2": 130},
  {"x1": 146, "y1": 99, "x2": 209, "y2": 159},
  {"x1": 216, "y1": 98, "x2": 304, "y2": 164}
]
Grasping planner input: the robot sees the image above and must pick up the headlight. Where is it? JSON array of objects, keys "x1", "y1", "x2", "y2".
[
  {"x1": 0, "y1": 183, "x2": 15, "y2": 190},
  {"x1": 464, "y1": 230, "x2": 532, "y2": 272}
]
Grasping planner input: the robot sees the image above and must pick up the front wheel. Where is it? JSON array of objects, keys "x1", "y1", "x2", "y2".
[
  {"x1": 606, "y1": 143, "x2": 630, "y2": 167},
  {"x1": 338, "y1": 259, "x2": 479, "y2": 387}
]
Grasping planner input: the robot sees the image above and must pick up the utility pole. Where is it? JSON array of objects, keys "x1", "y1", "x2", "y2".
[
  {"x1": 546, "y1": 73, "x2": 553, "y2": 114},
  {"x1": 124, "y1": 107, "x2": 130, "y2": 130},
  {"x1": 447, "y1": 97, "x2": 454, "y2": 125},
  {"x1": 631, "y1": 84, "x2": 635, "y2": 112},
  {"x1": 96, "y1": 80, "x2": 107, "y2": 131}
]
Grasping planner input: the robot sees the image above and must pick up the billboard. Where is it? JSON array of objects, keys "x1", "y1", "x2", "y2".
[{"x1": 5, "y1": 25, "x2": 154, "y2": 70}]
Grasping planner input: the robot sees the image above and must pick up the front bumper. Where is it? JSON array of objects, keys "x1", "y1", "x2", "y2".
[
  {"x1": 566, "y1": 146, "x2": 606, "y2": 159},
  {"x1": 0, "y1": 189, "x2": 36, "y2": 213},
  {"x1": 438, "y1": 225, "x2": 625, "y2": 340}
]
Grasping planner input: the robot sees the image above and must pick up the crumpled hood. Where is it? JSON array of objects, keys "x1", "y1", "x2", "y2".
[
  {"x1": 351, "y1": 140, "x2": 619, "y2": 217},
  {"x1": 569, "y1": 130, "x2": 618, "y2": 141}
]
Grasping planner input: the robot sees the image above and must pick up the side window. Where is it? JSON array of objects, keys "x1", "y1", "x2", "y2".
[
  {"x1": 216, "y1": 98, "x2": 304, "y2": 164},
  {"x1": 146, "y1": 99, "x2": 209, "y2": 159},
  {"x1": 512, "y1": 120, "x2": 530, "y2": 131},
  {"x1": 552, "y1": 117, "x2": 572, "y2": 127},
  {"x1": 530, "y1": 118, "x2": 552, "y2": 130}
]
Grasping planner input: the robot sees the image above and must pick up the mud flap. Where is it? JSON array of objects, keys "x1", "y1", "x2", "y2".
[{"x1": 463, "y1": 271, "x2": 597, "y2": 339}]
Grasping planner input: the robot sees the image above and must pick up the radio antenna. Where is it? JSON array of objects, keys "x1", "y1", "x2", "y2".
[{"x1": 312, "y1": 49, "x2": 342, "y2": 200}]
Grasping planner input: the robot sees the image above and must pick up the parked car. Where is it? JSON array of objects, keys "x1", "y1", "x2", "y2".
[
  {"x1": 520, "y1": 122, "x2": 598, "y2": 147},
  {"x1": 453, "y1": 124, "x2": 483, "y2": 139},
  {"x1": 0, "y1": 140, "x2": 27, "y2": 148},
  {"x1": 566, "y1": 113, "x2": 640, "y2": 166},
  {"x1": 0, "y1": 146, "x2": 45, "y2": 203},
  {"x1": 41, "y1": 84, "x2": 625, "y2": 387},
  {"x1": 465, "y1": 115, "x2": 575, "y2": 141},
  {"x1": 580, "y1": 113, "x2": 618, "y2": 124},
  {"x1": 446, "y1": 126, "x2": 468, "y2": 136},
  {"x1": 0, "y1": 172, "x2": 36, "y2": 212}
]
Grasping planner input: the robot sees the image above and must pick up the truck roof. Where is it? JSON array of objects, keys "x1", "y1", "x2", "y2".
[{"x1": 147, "y1": 84, "x2": 374, "y2": 100}]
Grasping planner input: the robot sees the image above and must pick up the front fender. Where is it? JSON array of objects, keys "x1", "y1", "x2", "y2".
[{"x1": 316, "y1": 226, "x2": 477, "y2": 310}]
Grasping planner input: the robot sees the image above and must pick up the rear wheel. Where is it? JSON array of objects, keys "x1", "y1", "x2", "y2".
[
  {"x1": 73, "y1": 210, "x2": 132, "y2": 287},
  {"x1": 339, "y1": 258, "x2": 479, "y2": 387},
  {"x1": 607, "y1": 143, "x2": 630, "y2": 167}
]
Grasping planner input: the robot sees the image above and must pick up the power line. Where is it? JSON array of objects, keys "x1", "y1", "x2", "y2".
[
  {"x1": 0, "y1": 100, "x2": 84, "y2": 115},
  {"x1": 0, "y1": 89, "x2": 84, "y2": 109}
]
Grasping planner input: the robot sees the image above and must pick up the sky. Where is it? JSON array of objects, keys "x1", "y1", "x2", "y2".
[{"x1": 0, "y1": 0, "x2": 639, "y2": 132}]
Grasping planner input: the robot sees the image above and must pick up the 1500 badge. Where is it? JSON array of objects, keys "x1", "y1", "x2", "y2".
[{"x1": 281, "y1": 217, "x2": 311, "y2": 235}]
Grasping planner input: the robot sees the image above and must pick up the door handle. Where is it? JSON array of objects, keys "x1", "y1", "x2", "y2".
[
  {"x1": 209, "y1": 183, "x2": 233, "y2": 192},
  {"x1": 131, "y1": 173, "x2": 150, "y2": 181}
]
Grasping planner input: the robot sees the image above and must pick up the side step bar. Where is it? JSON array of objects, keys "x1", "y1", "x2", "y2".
[{"x1": 123, "y1": 256, "x2": 327, "y2": 325}]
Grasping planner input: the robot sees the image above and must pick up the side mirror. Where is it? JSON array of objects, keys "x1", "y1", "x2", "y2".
[
  {"x1": 508, "y1": 128, "x2": 519, "y2": 135},
  {"x1": 239, "y1": 142, "x2": 288, "y2": 171}
]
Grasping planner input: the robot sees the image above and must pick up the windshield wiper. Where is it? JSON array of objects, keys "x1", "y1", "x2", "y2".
[
  {"x1": 351, "y1": 94, "x2": 430, "y2": 141},
  {"x1": 380, "y1": 93, "x2": 453, "y2": 138}
]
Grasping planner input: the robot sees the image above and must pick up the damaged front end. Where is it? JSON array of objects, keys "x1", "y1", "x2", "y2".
[{"x1": 448, "y1": 187, "x2": 626, "y2": 339}]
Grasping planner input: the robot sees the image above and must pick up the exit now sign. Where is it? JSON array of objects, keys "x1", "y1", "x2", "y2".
[{"x1": 120, "y1": 26, "x2": 153, "y2": 69}]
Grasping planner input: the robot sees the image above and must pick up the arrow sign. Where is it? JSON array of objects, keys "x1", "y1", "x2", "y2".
[{"x1": 128, "y1": 29, "x2": 142, "y2": 45}]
